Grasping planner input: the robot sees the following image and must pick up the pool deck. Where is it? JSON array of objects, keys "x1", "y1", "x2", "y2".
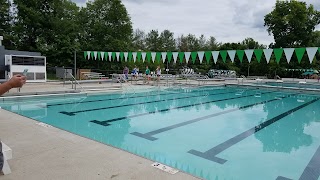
[{"x1": 1, "y1": 78, "x2": 320, "y2": 179}]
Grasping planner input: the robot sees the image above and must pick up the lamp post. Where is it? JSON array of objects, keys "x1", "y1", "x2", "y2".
[
  {"x1": 74, "y1": 50, "x2": 77, "y2": 90},
  {"x1": 247, "y1": 64, "x2": 250, "y2": 77}
]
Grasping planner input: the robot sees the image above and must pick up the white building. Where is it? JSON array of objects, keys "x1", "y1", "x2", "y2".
[{"x1": 0, "y1": 36, "x2": 47, "y2": 83}]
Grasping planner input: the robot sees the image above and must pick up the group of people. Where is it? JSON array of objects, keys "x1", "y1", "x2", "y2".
[{"x1": 122, "y1": 65, "x2": 161, "y2": 83}]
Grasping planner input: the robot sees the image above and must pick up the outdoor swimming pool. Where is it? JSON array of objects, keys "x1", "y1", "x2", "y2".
[{"x1": 1, "y1": 86, "x2": 320, "y2": 180}]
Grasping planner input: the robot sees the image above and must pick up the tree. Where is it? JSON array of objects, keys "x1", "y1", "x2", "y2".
[
  {"x1": 132, "y1": 29, "x2": 146, "y2": 51},
  {"x1": 145, "y1": 30, "x2": 160, "y2": 51},
  {"x1": 159, "y1": 30, "x2": 176, "y2": 51},
  {"x1": 264, "y1": 0, "x2": 320, "y2": 48},
  {"x1": 79, "y1": 0, "x2": 132, "y2": 52},
  {"x1": 0, "y1": 0, "x2": 15, "y2": 48}
]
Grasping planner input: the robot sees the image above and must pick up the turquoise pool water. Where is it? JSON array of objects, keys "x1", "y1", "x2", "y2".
[
  {"x1": 264, "y1": 82, "x2": 320, "y2": 89},
  {"x1": 1, "y1": 86, "x2": 320, "y2": 180}
]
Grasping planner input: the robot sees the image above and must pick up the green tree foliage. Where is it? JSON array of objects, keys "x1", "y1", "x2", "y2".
[
  {"x1": 264, "y1": 0, "x2": 320, "y2": 48},
  {"x1": 0, "y1": 0, "x2": 15, "y2": 48}
]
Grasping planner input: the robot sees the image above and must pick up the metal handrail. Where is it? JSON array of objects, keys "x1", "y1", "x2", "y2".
[
  {"x1": 68, "y1": 73, "x2": 85, "y2": 92},
  {"x1": 118, "y1": 74, "x2": 135, "y2": 94}
]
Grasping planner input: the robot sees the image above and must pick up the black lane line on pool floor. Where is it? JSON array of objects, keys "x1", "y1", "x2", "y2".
[
  {"x1": 60, "y1": 89, "x2": 249, "y2": 116},
  {"x1": 276, "y1": 145, "x2": 320, "y2": 180},
  {"x1": 188, "y1": 98, "x2": 320, "y2": 164},
  {"x1": 48, "y1": 87, "x2": 219, "y2": 107},
  {"x1": 90, "y1": 91, "x2": 274, "y2": 126},
  {"x1": 131, "y1": 94, "x2": 295, "y2": 141}
]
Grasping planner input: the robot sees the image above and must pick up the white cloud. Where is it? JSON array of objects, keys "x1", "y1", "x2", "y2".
[{"x1": 72, "y1": 0, "x2": 320, "y2": 46}]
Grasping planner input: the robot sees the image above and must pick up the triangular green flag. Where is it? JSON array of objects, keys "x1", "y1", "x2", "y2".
[
  {"x1": 128, "y1": 52, "x2": 132, "y2": 62},
  {"x1": 167, "y1": 52, "x2": 173, "y2": 63},
  {"x1": 254, "y1": 49, "x2": 263, "y2": 63},
  {"x1": 205, "y1": 51, "x2": 211, "y2": 63},
  {"x1": 220, "y1": 50, "x2": 227, "y2": 63},
  {"x1": 318, "y1": 47, "x2": 320, "y2": 53},
  {"x1": 156, "y1": 52, "x2": 161, "y2": 63},
  {"x1": 120, "y1": 52, "x2": 124, "y2": 61},
  {"x1": 179, "y1": 52, "x2": 185, "y2": 63},
  {"x1": 97, "y1": 52, "x2": 101, "y2": 60},
  {"x1": 191, "y1": 52, "x2": 197, "y2": 63},
  {"x1": 295, "y1": 48, "x2": 306, "y2": 63},
  {"x1": 111, "y1": 52, "x2": 116, "y2": 61},
  {"x1": 236, "y1": 50, "x2": 244, "y2": 63},
  {"x1": 84, "y1": 51, "x2": 88, "y2": 60},
  {"x1": 91, "y1": 51, "x2": 95, "y2": 60},
  {"x1": 274, "y1": 48, "x2": 283, "y2": 64},
  {"x1": 137, "y1": 52, "x2": 142, "y2": 62},
  {"x1": 146, "y1": 52, "x2": 151, "y2": 62}
]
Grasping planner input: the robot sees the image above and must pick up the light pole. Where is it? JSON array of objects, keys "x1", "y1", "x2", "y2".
[
  {"x1": 247, "y1": 64, "x2": 250, "y2": 77},
  {"x1": 74, "y1": 50, "x2": 77, "y2": 90}
]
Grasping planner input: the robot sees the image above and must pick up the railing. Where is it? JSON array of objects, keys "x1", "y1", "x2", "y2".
[
  {"x1": 68, "y1": 73, "x2": 85, "y2": 92},
  {"x1": 117, "y1": 74, "x2": 135, "y2": 94}
]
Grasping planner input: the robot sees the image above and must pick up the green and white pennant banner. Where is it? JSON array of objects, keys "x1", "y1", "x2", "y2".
[
  {"x1": 244, "y1": 50, "x2": 254, "y2": 63},
  {"x1": 124, "y1": 52, "x2": 128, "y2": 62},
  {"x1": 185, "y1": 52, "x2": 191, "y2": 63},
  {"x1": 263, "y1": 49, "x2": 273, "y2": 63},
  {"x1": 132, "y1": 52, "x2": 137, "y2": 62},
  {"x1": 284, "y1": 48, "x2": 294, "y2": 63},
  {"x1": 141, "y1": 52, "x2": 146, "y2": 62},
  {"x1": 151, "y1": 52, "x2": 156, "y2": 63},
  {"x1": 227, "y1": 50, "x2": 236, "y2": 63},
  {"x1": 198, "y1": 51, "x2": 205, "y2": 63},
  {"x1": 161, "y1": 52, "x2": 167, "y2": 63},
  {"x1": 212, "y1": 51, "x2": 219, "y2": 64},
  {"x1": 172, "y1": 52, "x2": 178, "y2": 63},
  {"x1": 306, "y1": 47, "x2": 318, "y2": 63}
]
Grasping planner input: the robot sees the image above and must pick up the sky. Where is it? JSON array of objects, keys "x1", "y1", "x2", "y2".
[{"x1": 73, "y1": 0, "x2": 320, "y2": 46}]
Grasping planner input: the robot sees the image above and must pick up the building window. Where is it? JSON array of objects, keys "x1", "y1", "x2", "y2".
[{"x1": 12, "y1": 56, "x2": 45, "y2": 66}]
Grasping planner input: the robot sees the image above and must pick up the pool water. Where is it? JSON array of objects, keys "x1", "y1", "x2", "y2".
[
  {"x1": 264, "y1": 81, "x2": 320, "y2": 89},
  {"x1": 1, "y1": 86, "x2": 320, "y2": 180}
]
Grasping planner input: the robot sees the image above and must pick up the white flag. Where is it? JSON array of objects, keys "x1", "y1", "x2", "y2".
[
  {"x1": 124, "y1": 52, "x2": 128, "y2": 62},
  {"x1": 151, "y1": 52, "x2": 156, "y2": 63},
  {"x1": 212, "y1": 51, "x2": 219, "y2": 64},
  {"x1": 244, "y1": 50, "x2": 254, "y2": 63},
  {"x1": 263, "y1": 49, "x2": 273, "y2": 63},
  {"x1": 141, "y1": 52, "x2": 146, "y2": 62},
  {"x1": 198, "y1": 51, "x2": 205, "y2": 63},
  {"x1": 227, "y1": 50, "x2": 236, "y2": 63},
  {"x1": 161, "y1": 52, "x2": 167, "y2": 63},
  {"x1": 284, "y1": 48, "x2": 294, "y2": 63},
  {"x1": 132, "y1": 52, "x2": 137, "y2": 62},
  {"x1": 185, "y1": 52, "x2": 191, "y2": 63},
  {"x1": 172, "y1": 52, "x2": 178, "y2": 63},
  {"x1": 87, "y1": 51, "x2": 91, "y2": 60},
  {"x1": 93, "y1": 51, "x2": 98, "y2": 60},
  {"x1": 306, "y1": 47, "x2": 318, "y2": 64},
  {"x1": 100, "y1": 52, "x2": 105, "y2": 61},
  {"x1": 115, "y1": 52, "x2": 120, "y2": 62}
]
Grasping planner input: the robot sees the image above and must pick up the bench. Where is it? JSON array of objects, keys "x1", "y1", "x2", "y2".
[
  {"x1": 1, "y1": 142, "x2": 12, "y2": 175},
  {"x1": 81, "y1": 72, "x2": 106, "y2": 80}
]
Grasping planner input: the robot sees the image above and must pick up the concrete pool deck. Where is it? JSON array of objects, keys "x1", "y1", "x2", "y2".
[{"x1": 1, "y1": 78, "x2": 320, "y2": 179}]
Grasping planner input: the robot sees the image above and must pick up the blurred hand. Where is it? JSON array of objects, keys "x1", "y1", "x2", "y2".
[{"x1": 7, "y1": 74, "x2": 26, "y2": 88}]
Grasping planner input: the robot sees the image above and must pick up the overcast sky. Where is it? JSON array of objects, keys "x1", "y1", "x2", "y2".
[{"x1": 73, "y1": 0, "x2": 320, "y2": 46}]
